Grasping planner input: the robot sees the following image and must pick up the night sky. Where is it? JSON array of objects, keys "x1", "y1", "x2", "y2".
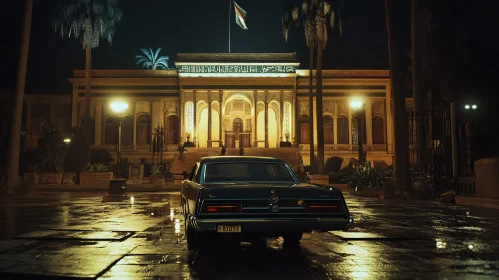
[
  {"x1": 1, "y1": 0, "x2": 497, "y2": 99},
  {"x1": 2, "y1": 0, "x2": 394, "y2": 94}
]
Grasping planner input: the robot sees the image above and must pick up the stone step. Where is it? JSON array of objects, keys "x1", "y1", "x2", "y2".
[{"x1": 170, "y1": 148, "x2": 302, "y2": 173}]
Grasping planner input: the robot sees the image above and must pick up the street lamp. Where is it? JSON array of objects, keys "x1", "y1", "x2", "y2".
[
  {"x1": 464, "y1": 104, "x2": 477, "y2": 110},
  {"x1": 350, "y1": 99, "x2": 365, "y2": 164},
  {"x1": 110, "y1": 101, "x2": 128, "y2": 178}
]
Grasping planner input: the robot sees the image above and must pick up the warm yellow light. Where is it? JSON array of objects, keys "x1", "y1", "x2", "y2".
[
  {"x1": 350, "y1": 100, "x2": 363, "y2": 110},
  {"x1": 110, "y1": 101, "x2": 128, "y2": 113},
  {"x1": 63, "y1": 138, "x2": 71, "y2": 143}
]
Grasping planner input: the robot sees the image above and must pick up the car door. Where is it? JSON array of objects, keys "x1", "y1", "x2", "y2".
[{"x1": 182, "y1": 163, "x2": 200, "y2": 217}]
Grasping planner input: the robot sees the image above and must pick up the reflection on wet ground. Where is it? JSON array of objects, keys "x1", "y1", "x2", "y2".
[{"x1": 0, "y1": 191, "x2": 498, "y2": 279}]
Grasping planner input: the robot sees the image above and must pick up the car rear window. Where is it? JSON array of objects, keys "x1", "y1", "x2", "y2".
[{"x1": 203, "y1": 162, "x2": 296, "y2": 183}]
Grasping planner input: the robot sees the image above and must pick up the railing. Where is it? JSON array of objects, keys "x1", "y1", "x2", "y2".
[{"x1": 455, "y1": 177, "x2": 476, "y2": 197}]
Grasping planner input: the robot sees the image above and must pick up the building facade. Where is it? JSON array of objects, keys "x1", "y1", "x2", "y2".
[{"x1": 24, "y1": 53, "x2": 404, "y2": 165}]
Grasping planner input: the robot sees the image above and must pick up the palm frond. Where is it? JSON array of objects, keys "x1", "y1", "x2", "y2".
[{"x1": 136, "y1": 48, "x2": 170, "y2": 70}]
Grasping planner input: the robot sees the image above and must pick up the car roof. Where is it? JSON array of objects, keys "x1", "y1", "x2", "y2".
[{"x1": 199, "y1": 156, "x2": 286, "y2": 164}]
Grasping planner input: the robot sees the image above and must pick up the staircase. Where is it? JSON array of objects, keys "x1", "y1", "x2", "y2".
[{"x1": 169, "y1": 147, "x2": 303, "y2": 174}]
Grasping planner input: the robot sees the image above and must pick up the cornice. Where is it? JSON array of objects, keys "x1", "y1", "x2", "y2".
[
  {"x1": 72, "y1": 70, "x2": 178, "y2": 77},
  {"x1": 179, "y1": 77, "x2": 296, "y2": 86},
  {"x1": 68, "y1": 78, "x2": 179, "y2": 86}
]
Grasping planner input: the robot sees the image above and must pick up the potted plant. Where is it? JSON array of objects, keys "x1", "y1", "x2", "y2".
[
  {"x1": 80, "y1": 163, "x2": 114, "y2": 186},
  {"x1": 345, "y1": 163, "x2": 384, "y2": 198},
  {"x1": 149, "y1": 165, "x2": 165, "y2": 187},
  {"x1": 23, "y1": 164, "x2": 39, "y2": 186},
  {"x1": 37, "y1": 124, "x2": 65, "y2": 185}
]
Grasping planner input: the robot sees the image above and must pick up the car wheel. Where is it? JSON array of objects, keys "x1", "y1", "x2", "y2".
[
  {"x1": 185, "y1": 219, "x2": 200, "y2": 250},
  {"x1": 282, "y1": 233, "x2": 303, "y2": 245}
]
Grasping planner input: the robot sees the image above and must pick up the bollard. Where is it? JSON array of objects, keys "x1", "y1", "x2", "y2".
[{"x1": 108, "y1": 178, "x2": 128, "y2": 197}]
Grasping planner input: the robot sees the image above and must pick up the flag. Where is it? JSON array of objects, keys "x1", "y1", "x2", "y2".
[{"x1": 234, "y1": 1, "x2": 248, "y2": 30}]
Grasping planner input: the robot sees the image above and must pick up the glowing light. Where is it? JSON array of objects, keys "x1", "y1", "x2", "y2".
[
  {"x1": 436, "y1": 239, "x2": 447, "y2": 249},
  {"x1": 465, "y1": 105, "x2": 470, "y2": 109},
  {"x1": 466, "y1": 211, "x2": 470, "y2": 216},
  {"x1": 110, "y1": 101, "x2": 128, "y2": 113},
  {"x1": 350, "y1": 100, "x2": 363, "y2": 110},
  {"x1": 472, "y1": 104, "x2": 477, "y2": 109},
  {"x1": 150, "y1": 212, "x2": 155, "y2": 216},
  {"x1": 174, "y1": 219, "x2": 180, "y2": 234},
  {"x1": 468, "y1": 244, "x2": 474, "y2": 249},
  {"x1": 63, "y1": 138, "x2": 71, "y2": 143},
  {"x1": 130, "y1": 196, "x2": 135, "y2": 204}
]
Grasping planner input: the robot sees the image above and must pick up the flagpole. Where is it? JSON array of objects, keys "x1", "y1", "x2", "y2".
[{"x1": 229, "y1": 0, "x2": 231, "y2": 53}]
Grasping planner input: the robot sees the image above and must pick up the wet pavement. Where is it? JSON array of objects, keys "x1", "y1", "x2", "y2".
[{"x1": 0, "y1": 191, "x2": 498, "y2": 279}]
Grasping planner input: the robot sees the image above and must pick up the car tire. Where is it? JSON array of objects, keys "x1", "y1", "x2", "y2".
[
  {"x1": 185, "y1": 219, "x2": 200, "y2": 251},
  {"x1": 282, "y1": 233, "x2": 303, "y2": 245}
]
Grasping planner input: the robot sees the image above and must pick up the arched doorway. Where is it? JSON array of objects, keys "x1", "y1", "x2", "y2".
[
  {"x1": 136, "y1": 114, "x2": 151, "y2": 145},
  {"x1": 225, "y1": 118, "x2": 243, "y2": 148},
  {"x1": 165, "y1": 115, "x2": 179, "y2": 145},
  {"x1": 300, "y1": 115, "x2": 310, "y2": 144},
  {"x1": 198, "y1": 108, "x2": 208, "y2": 147},
  {"x1": 323, "y1": 115, "x2": 334, "y2": 144},
  {"x1": 372, "y1": 116, "x2": 385, "y2": 144}
]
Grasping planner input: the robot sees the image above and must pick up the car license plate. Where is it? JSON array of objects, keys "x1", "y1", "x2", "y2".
[{"x1": 217, "y1": 225, "x2": 241, "y2": 233}]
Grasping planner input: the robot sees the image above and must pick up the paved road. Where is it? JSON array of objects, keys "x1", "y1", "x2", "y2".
[{"x1": 0, "y1": 191, "x2": 498, "y2": 279}]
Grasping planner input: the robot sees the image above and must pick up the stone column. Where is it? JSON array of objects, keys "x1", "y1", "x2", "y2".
[
  {"x1": 333, "y1": 102, "x2": 338, "y2": 146},
  {"x1": 207, "y1": 91, "x2": 212, "y2": 147},
  {"x1": 71, "y1": 85, "x2": 78, "y2": 127},
  {"x1": 193, "y1": 90, "x2": 197, "y2": 146},
  {"x1": 293, "y1": 91, "x2": 299, "y2": 145},
  {"x1": 264, "y1": 91, "x2": 269, "y2": 148},
  {"x1": 386, "y1": 83, "x2": 394, "y2": 153},
  {"x1": 253, "y1": 90, "x2": 257, "y2": 147},
  {"x1": 179, "y1": 94, "x2": 183, "y2": 144},
  {"x1": 25, "y1": 102, "x2": 31, "y2": 151},
  {"x1": 280, "y1": 91, "x2": 284, "y2": 143},
  {"x1": 348, "y1": 106, "x2": 353, "y2": 150},
  {"x1": 365, "y1": 100, "x2": 373, "y2": 149},
  {"x1": 95, "y1": 101, "x2": 103, "y2": 147},
  {"x1": 219, "y1": 90, "x2": 223, "y2": 146}
]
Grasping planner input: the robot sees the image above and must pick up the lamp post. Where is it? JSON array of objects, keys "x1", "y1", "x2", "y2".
[
  {"x1": 110, "y1": 101, "x2": 128, "y2": 178},
  {"x1": 350, "y1": 99, "x2": 365, "y2": 164}
]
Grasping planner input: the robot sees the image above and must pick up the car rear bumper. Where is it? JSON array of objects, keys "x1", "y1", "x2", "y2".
[{"x1": 192, "y1": 216, "x2": 354, "y2": 234}]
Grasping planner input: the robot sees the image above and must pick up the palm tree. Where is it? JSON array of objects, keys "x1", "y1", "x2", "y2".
[
  {"x1": 385, "y1": 0, "x2": 412, "y2": 192},
  {"x1": 5, "y1": 0, "x2": 33, "y2": 193},
  {"x1": 282, "y1": 0, "x2": 343, "y2": 174},
  {"x1": 53, "y1": 0, "x2": 123, "y2": 137},
  {"x1": 136, "y1": 48, "x2": 170, "y2": 70}
]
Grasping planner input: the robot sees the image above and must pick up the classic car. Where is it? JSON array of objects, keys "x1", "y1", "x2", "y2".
[{"x1": 180, "y1": 156, "x2": 353, "y2": 249}]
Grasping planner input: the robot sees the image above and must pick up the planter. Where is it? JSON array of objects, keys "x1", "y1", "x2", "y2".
[
  {"x1": 62, "y1": 172, "x2": 77, "y2": 185},
  {"x1": 38, "y1": 173, "x2": 63, "y2": 185},
  {"x1": 80, "y1": 172, "x2": 114, "y2": 187},
  {"x1": 349, "y1": 187, "x2": 382, "y2": 198},
  {"x1": 149, "y1": 175, "x2": 165, "y2": 187},
  {"x1": 309, "y1": 174, "x2": 329, "y2": 186},
  {"x1": 23, "y1": 172, "x2": 39, "y2": 185}
]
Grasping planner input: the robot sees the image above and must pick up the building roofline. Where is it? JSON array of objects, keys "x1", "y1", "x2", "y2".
[{"x1": 176, "y1": 53, "x2": 298, "y2": 63}]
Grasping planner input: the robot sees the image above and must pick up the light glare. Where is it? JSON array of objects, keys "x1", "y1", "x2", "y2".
[
  {"x1": 350, "y1": 100, "x2": 363, "y2": 109},
  {"x1": 110, "y1": 101, "x2": 128, "y2": 113},
  {"x1": 63, "y1": 138, "x2": 71, "y2": 143},
  {"x1": 472, "y1": 104, "x2": 477, "y2": 109},
  {"x1": 465, "y1": 105, "x2": 470, "y2": 109}
]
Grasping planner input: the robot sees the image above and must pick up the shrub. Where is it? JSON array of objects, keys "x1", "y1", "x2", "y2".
[
  {"x1": 345, "y1": 163, "x2": 384, "y2": 190},
  {"x1": 38, "y1": 124, "x2": 65, "y2": 173}
]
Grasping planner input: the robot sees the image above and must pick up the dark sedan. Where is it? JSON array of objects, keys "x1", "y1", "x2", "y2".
[{"x1": 180, "y1": 156, "x2": 353, "y2": 249}]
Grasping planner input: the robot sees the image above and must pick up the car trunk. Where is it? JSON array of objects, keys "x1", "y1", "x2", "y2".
[{"x1": 196, "y1": 183, "x2": 349, "y2": 219}]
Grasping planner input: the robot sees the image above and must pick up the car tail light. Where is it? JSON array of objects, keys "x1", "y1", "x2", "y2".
[
  {"x1": 305, "y1": 203, "x2": 343, "y2": 213},
  {"x1": 203, "y1": 204, "x2": 242, "y2": 213}
]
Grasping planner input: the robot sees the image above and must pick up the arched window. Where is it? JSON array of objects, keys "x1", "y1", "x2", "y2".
[
  {"x1": 136, "y1": 115, "x2": 151, "y2": 145},
  {"x1": 372, "y1": 116, "x2": 385, "y2": 144},
  {"x1": 299, "y1": 115, "x2": 311, "y2": 144},
  {"x1": 105, "y1": 117, "x2": 118, "y2": 145},
  {"x1": 337, "y1": 116, "x2": 349, "y2": 144},
  {"x1": 165, "y1": 115, "x2": 179, "y2": 145},
  {"x1": 323, "y1": 115, "x2": 334, "y2": 144},
  {"x1": 352, "y1": 115, "x2": 366, "y2": 145},
  {"x1": 121, "y1": 117, "x2": 133, "y2": 146}
]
